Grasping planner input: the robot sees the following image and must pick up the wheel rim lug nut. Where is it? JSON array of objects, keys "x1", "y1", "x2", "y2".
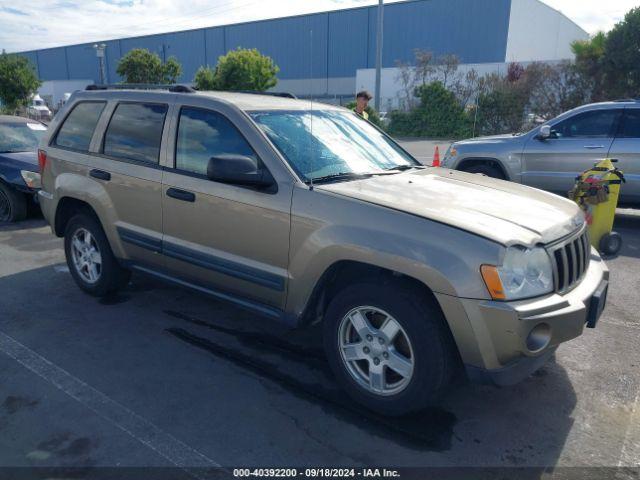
[
  {"x1": 373, "y1": 358, "x2": 380, "y2": 365},
  {"x1": 363, "y1": 347, "x2": 370, "y2": 354},
  {"x1": 383, "y1": 352, "x2": 389, "y2": 359},
  {"x1": 378, "y1": 338, "x2": 385, "y2": 345},
  {"x1": 366, "y1": 335, "x2": 373, "y2": 342}
]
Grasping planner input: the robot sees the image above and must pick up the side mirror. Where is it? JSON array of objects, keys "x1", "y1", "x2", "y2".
[
  {"x1": 537, "y1": 125, "x2": 552, "y2": 140},
  {"x1": 206, "y1": 154, "x2": 274, "y2": 189}
]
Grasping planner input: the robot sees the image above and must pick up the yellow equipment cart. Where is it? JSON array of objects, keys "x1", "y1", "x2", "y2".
[{"x1": 569, "y1": 158, "x2": 625, "y2": 256}]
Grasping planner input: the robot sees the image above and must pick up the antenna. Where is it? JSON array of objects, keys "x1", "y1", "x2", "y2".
[{"x1": 309, "y1": 29, "x2": 314, "y2": 191}]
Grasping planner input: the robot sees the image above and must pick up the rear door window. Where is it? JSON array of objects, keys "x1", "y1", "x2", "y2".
[
  {"x1": 54, "y1": 102, "x2": 106, "y2": 152},
  {"x1": 551, "y1": 109, "x2": 621, "y2": 138},
  {"x1": 103, "y1": 103, "x2": 168, "y2": 164},
  {"x1": 618, "y1": 109, "x2": 640, "y2": 138}
]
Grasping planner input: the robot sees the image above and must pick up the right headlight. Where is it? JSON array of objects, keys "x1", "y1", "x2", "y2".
[
  {"x1": 441, "y1": 145, "x2": 457, "y2": 166},
  {"x1": 481, "y1": 246, "x2": 554, "y2": 301}
]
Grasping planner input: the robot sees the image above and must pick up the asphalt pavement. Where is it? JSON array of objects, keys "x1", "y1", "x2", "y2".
[{"x1": 0, "y1": 210, "x2": 639, "y2": 478}]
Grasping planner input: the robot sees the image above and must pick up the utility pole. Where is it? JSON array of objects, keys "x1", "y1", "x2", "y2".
[
  {"x1": 374, "y1": 0, "x2": 384, "y2": 111},
  {"x1": 93, "y1": 44, "x2": 107, "y2": 85}
]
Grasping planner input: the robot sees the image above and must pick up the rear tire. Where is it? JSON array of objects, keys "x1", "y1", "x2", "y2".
[
  {"x1": 461, "y1": 163, "x2": 505, "y2": 180},
  {"x1": 64, "y1": 213, "x2": 131, "y2": 296},
  {"x1": 0, "y1": 182, "x2": 28, "y2": 223},
  {"x1": 323, "y1": 281, "x2": 457, "y2": 416}
]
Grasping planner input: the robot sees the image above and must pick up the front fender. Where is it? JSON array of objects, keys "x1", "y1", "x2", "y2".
[
  {"x1": 285, "y1": 187, "x2": 503, "y2": 319},
  {"x1": 453, "y1": 141, "x2": 527, "y2": 182}
]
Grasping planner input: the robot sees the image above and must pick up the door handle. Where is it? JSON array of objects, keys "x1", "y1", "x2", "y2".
[
  {"x1": 584, "y1": 145, "x2": 605, "y2": 149},
  {"x1": 166, "y1": 187, "x2": 195, "y2": 203},
  {"x1": 89, "y1": 169, "x2": 111, "y2": 181}
]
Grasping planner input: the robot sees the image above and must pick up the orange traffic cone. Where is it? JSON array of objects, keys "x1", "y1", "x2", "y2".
[{"x1": 432, "y1": 146, "x2": 441, "y2": 167}]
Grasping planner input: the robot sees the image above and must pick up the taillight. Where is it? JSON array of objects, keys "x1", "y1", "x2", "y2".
[{"x1": 38, "y1": 149, "x2": 47, "y2": 173}]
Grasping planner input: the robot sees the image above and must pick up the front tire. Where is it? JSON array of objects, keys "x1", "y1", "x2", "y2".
[
  {"x1": 599, "y1": 231, "x2": 622, "y2": 256},
  {"x1": 64, "y1": 213, "x2": 131, "y2": 296},
  {"x1": 0, "y1": 182, "x2": 27, "y2": 223},
  {"x1": 323, "y1": 281, "x2": 457, "y2": 416}
]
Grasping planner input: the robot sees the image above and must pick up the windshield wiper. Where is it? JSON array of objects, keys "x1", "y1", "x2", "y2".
[
  {"x1": 384, "y1": 165, "x2": 425, "y2": 171},
  {"x1": 306, "y1": 172, "x2": 374, "y2": 185}
]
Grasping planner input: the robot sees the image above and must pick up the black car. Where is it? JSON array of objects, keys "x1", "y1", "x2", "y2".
[{"x1": 0, "y1": 115, "x2": 47, "y2": 222}]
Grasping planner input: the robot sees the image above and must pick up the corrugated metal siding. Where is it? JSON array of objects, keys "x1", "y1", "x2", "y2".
[
  {"x1": 328, "y1": 9, "x2": 369, "y2": 78},
  {"x1": 16, "y1": 0, "x2": 512, "y2": 83},
  {"x1": 103, "y1": 40, "x2": 122, "y2": 84},
  {"x1": 36, "y1": 48, "x2": 68, "y2": 80},
  {"x1": 367, "y1": 0, "x2": 511, "y2": 67},
  {"x1": 66, "y1": 44, "x2": 100, "y2": 82},
  {"x1": 225, "y1": 13, "x2": 328, "y2": 80},
  {"x1": 20, "y1": 51, "x2": 39, "y2": 76},
  {"x1": 204, "y1": 27, "x2": 225, "y2": 66},
  {"x1": 119, "y1": 35, "x2": 165, "y2": 59},
  {"x1": 164, "y1": 29, "x2": 207, "y2": 82}
]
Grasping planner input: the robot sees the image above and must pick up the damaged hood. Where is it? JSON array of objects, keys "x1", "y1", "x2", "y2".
[{"x1": 317, "y1": 168, "x2": 584, "y2": 246}]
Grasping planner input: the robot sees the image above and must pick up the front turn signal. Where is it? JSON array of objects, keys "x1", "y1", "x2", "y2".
[{"x1": 480, "y1": 265, "x2": 506, "y2": 300}]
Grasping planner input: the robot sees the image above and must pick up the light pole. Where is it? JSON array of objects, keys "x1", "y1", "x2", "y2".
[
  {"x1": 374, "y1": 0, "x2": 384, "y2": 111},
  {"x1": 93, "y1": 43, "x2": 107, "y2": 85}
]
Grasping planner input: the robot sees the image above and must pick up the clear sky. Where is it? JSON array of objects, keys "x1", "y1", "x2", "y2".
[{"x1": 0, "y1": 0, "x2": 636, "y2": 53}]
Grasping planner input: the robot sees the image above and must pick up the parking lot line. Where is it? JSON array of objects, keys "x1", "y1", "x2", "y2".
[{"x1": 0, "y1": 331, "x2": 221, "y2": 476}]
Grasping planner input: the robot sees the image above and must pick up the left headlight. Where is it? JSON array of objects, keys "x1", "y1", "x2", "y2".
[
  {"x1": 20, "y1": 170, "x2": 41, "y2": 189},
  {"x1": 481, "y1": 246, "x2": 554, "y2": 301}
]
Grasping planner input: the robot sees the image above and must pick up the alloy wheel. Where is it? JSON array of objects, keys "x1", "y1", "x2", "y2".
[
  {"x1": 338, "y1": 306, "x2": 415, "y2": 396},
  {"x1": 70, "y1": 227, "x2": 102, "y2": 284}
]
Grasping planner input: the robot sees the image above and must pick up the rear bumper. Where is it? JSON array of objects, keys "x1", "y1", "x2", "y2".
[{"x1": 436, "y1": 249, "x2": 609, "y2": 385}]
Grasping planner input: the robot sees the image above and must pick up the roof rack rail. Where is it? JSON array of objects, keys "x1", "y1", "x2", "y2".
[
  {"x1": 86, "y1": 84, "x2": 195, "y2": 93},
  {"x1": 613, "y1": 98, "x2": 640, "y2": 102},
  {"x1": 226, "y1": 90, "x2": 297, "y2": 99}
]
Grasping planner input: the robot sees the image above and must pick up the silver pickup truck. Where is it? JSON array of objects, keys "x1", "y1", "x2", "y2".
[{"x1": 442, "y1": 100, "x2": 640, "y2": 205}]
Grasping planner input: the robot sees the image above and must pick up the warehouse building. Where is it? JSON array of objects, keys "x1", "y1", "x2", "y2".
[{"x1": 15, "y1": 0, "x2": 588, "y2": 108}]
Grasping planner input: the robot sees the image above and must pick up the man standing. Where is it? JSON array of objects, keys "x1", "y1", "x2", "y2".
[{"x1": 353, "y1": 90, "x2": 372, "y2": 120}]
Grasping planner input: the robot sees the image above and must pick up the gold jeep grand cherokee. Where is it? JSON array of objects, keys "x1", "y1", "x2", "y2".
[{"x1": 37, "y1": 86, "x2": 609, "y2": 416}]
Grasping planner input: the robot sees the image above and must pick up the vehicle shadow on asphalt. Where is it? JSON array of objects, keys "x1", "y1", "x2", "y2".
[
  {"x1": 145, "y1": 274, "x2": 577, "y2": 469},
  {"x1": 0, "y1": 220, "x2": 578, "y2": 469}
]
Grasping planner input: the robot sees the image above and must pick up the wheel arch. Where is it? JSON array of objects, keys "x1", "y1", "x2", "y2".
[
  {"x1": 457, "y1": 157, "x2": 509, "y2": 180},
  {"x1": 54, "y1": 197, "x2": 100, "y2": 237},
  {"x1": 297, "y1": 260, "x2": 445, "y2": 327}
]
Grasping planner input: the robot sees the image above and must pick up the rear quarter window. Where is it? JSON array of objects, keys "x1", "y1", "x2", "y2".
[
  {"x1": 103, "y1": 103, "x2": 168, "y2": 164},
  {"x1": 54, "y1": 102, "x2": 106, "y2": 152}
]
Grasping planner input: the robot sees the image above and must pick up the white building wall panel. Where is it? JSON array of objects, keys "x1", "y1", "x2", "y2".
[{"x1": 505, "y1": 0, "x2": 589, "y2": 63}]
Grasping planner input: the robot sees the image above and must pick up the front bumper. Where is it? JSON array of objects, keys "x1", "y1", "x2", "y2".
[{"x1": 436, "y1": 249, "x2": 609, "y2": 386}]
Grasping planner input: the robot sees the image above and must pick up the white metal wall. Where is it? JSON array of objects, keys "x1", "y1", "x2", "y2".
[{"x1": 505, "y1": 0, "x2": 589, "y2": 63}]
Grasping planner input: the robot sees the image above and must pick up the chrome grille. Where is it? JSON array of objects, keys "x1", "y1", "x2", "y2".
[{"x1": 548, "y1": 228, "x2": 590, "y2": 294}]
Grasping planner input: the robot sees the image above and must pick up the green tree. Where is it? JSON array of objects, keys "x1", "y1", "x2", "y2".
[
  {"x1": 388, "y1": 82, "x2": 470, "y2": 138},
  {"x1": 602, "y1": 7, "x2": 640, "y2": 98},
  {"x1": 162, "y1": 56, "x2": 182, "y2": 84},
  {"x1": 0, "y1": 53, "x2": 41, "y2": 113},
  {"x1": 116, "y1": 48, "x2": 183, "y2": 84},
  {"x1": 344, "y1": 100, "x2": 383, "y2": 128},
  {"x1": 207, "y1": 48, "x2": 279, "y2": 91},
  {"x1": 572, "y1": 32, "x2": 606, "y2": 100},
  {"x1": 193, "y1": 65, "x2": 216, "y2": 90}
]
